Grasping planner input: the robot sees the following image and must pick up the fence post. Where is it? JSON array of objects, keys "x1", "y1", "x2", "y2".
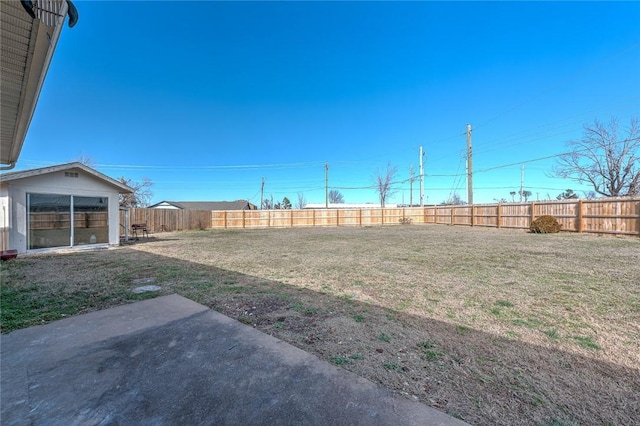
[
  {"x1": 359, "y1": 208, "x2": 362, "y2": 227},
  {"x1": 577, "y1": 200, "x2": 583, "y2": 233},
  {"x1": 450, "y1": 206, "x2": 455, "y2": 225},
  {"x1": 497, "y1": 204, "x2": 501, "y2": 228},
  {"x1": 290, "y1": 210, "x2": 294, "y2": 228},
  {"x1": 530, "y1": 202, "x2": 536, "y2": 227},
  {"x1": 336, "y1": 209, "x2": 340, "y2": 227},
  {"x1": 312, "y1": 209, "x2": 316, "y2": 227},
  {"x1": 224, "y1": 211, "x2": 228, "y2": 229},
  {"x1": 471, "y1": 205, "x2": 475, "y2": 227}
]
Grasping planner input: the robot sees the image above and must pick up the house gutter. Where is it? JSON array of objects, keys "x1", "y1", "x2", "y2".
[
  {"x1": 0, "y1": 1, "x2": 79, "y2": 171},
  {"x1": 0, "y1": 162, "x2": 17, "y2": 171}
]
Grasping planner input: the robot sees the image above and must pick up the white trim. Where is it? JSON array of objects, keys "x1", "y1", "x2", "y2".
[{"x1": 1, "y1": 162, "x2": 132, "y2": 193}]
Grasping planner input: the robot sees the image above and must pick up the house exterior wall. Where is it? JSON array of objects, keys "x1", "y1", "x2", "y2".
[
  {"x1": 1, "y1": 184, "x2": 10, "y2": 252},
  {"x1": 2, "y1": 171, "x2": 122, "y2": 253}
]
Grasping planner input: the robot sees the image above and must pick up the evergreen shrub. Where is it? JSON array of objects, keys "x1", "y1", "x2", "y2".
[{"x1": 530, "y1": 215, "x2": 562, "y2": 233}]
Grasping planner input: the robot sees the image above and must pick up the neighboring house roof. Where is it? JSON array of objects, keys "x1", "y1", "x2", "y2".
[
  {"x1": 148, "y1": 201, "x2": 257, "y2": 211},
  {"x1": 1, "y1": 0, "x2": 78, "y2": 169},
  {"x1": 0, "y1": 162, "x2": 133, "y2": 193}
]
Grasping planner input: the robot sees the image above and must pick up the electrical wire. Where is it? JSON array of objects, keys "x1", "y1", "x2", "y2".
[{"x1": 472, "y1": 43, "x2": 640, "y2": 132}]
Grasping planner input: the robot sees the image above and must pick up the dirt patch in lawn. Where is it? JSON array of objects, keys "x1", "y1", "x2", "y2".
[{"x1": 2, "y1": 225, "x2": 639, "y2": 425}]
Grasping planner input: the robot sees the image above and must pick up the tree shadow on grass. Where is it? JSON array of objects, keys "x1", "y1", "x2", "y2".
[{"x1": 2, "y1": 247, "x2": 638, "y2": 426}]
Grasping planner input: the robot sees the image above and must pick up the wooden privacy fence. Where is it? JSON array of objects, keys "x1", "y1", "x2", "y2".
[
  {"x1": 211, "y1": 208, "x2": 426, "y2": 229},
  {"x1": 123, "y1": 198, "x2": 639, "y2": 237},
  {"x1": 209, "y1": 198, "x2": 640, "y2": 236},
  {"x1": 422, "y1": 197, "x2": 640, "y2": 236},
  {"x1": 121, "y1": 208, "x2": 211, "y2": 233}
]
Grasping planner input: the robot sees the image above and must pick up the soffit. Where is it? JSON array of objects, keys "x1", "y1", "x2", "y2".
[{"x1": 1, "y1": 0, "x2": 69, "y2": 168}]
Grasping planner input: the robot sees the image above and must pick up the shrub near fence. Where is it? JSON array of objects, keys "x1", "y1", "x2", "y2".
[{"x1": 123, "y1": 198, "x2": 640, "y2": 237}]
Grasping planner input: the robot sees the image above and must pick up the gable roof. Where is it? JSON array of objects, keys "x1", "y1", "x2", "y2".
[
  {"x1": 148, "y1": 200, "x2": 256, "y2": 211},
  {"x1": 0, "y1": 162, "x2": 133, "y2": 193}
]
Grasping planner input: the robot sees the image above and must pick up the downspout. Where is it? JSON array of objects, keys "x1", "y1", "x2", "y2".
[{"x1": 0, "y1": 162, "x2": 17, "y2": 171}]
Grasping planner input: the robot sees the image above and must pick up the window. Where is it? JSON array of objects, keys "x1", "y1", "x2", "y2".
[{"x1": 27, "y1": 194, "x2": 108, "y2": 250}]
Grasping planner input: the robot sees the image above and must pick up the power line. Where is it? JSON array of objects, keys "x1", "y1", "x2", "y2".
[
  {"x1": 96, "y1": 161, "x2": 329, "y2": 171},
  {"x1": 475, "y1": 97, "x2": 640, "y2": 155},
  {"x1": 473, "y1": 43, "x2": 640, "y2": 132},
  {"x1": 447, "y1": 152, "x2": 466, "y2": 202},
  {"x1": 475, "y1": 136, "x2": 640, "y2": 174}
]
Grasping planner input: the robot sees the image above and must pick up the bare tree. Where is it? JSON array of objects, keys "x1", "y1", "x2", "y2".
[
  {"x1": 441, "y1": 193, "x2": 466, "y2": 205},
  {"x1": 262, "y1": 195, "x2": 274, "y2": 210},
  {"x1": 373, "y1": 163, "x2": 398, "y2": 207},
  {"x1": 118, "y1": 177, "x2": 153, "y2": 208},
  {"x1": 75, "y1": 153, "x2": 95, "y2": 167},
  {"x1": 553, "y1": 118, "x2": 640, "y2": 197},
  {"x1": 583, "y1": 190, "x2": 598, "y2": 200},
  {"x1": 296, "y1": 192, "x2": 307, "y2": 209},
  {"x1": 75, "y1": 156, "x2": 156, "y2": 208},
  {"x1": 509, "y1": 191, "x2": 516, "y2": 202},
  {"x1": 328, "y1": 189, "x2": 344, "y2": 204}
]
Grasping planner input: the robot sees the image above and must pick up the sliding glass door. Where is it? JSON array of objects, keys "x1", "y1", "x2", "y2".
[
  {"x1": 73, "y1": 196, "x2": 108, "y2": 245},
  {"x1": 28, "y1": 194, "x2": 71, "y2": 250},
  {"x1": 27, "y1": 194, "x2": 109, "y2": 250}
]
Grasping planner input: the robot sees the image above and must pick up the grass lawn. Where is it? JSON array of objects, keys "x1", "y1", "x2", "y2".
[{"x1": 2, "y1": 225, "x2": 639, "y2": 425}]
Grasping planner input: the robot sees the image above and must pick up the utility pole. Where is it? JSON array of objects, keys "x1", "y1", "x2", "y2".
[
  {"x1": 466, "y1": 124, "x2": 473, "y2": 206},
  {"x1": 409, "y1": 164, "x2": 414, "y2": 206},
  {"x1": 419, "y1": 146, "x2": 425, "y2": 207},
  {"x1": 325, "y1": 162, "x2": 329, "y2": 209},
  {"x1": 261, "y1": 177, "x2": 266, "y2": 209},
  {"x1": 519, "y1": 164, "x2": 525, "y2": 203}
]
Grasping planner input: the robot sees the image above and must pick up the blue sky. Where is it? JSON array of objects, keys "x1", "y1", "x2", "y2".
[{"x1": 13, "y1": 1, "x2": 640, "y2": 206}]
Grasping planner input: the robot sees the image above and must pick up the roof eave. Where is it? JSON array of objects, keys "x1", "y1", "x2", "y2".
[
  {"x1": 0, "y1": 0, "x2": 71, "y2": 169},
  {"x1": 0, "y1": 162, "x2": 133, "y2": 194}
]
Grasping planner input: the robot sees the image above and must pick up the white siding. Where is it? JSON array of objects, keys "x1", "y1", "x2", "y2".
[
  {"x1": 3, "y1": 170, "x2": 123, "y2": 253},
  {"x1": 1, "y1": 184, "x2": 9, "y2": 252}
]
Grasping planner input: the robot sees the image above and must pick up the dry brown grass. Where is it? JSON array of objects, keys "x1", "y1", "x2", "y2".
[{"x1": 2, "y1": 225, "x2": 639, "y2": 425}]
